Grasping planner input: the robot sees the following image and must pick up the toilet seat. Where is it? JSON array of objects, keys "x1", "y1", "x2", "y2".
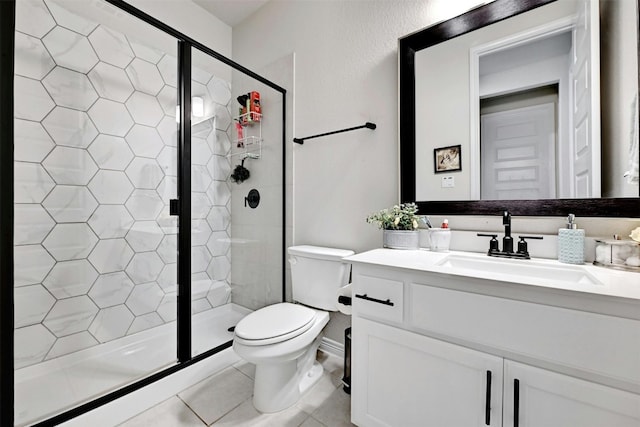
[{"x1": 234, "y1": 303, "x2": 317, "y2": 346}]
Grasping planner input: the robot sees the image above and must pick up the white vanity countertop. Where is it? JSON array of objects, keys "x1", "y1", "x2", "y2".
[{"x1": 345, "y1": 249, "x2": 640, "y2": 303}]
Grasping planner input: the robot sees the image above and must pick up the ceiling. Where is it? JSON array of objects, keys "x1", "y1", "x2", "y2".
[{"x1": 192, "y1": 0, "x2": 270, "y2": 27}]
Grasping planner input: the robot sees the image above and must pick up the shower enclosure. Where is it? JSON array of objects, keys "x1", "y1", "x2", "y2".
[{"x1": 5, "y1": 0, "x2": 285, "y2": 425}]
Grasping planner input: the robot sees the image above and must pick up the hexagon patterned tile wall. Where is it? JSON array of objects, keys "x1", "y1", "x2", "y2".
[
  {"x1": 14, "y1": 325, "x2": 56, "y2": 369},
  {"x1": 42, "y1": 146, "x2": 98, "y2": 185},
  {"x1": 14, "y1": 76, "x2": 55, "y2": 121},
  {"x1": 14, "y1": 244, "x2": 55, "y2": 287},
  {"x1": 43, "y1": 27, "x2": 98, "y2": 73},
  {"x1": 88, "y1": 135, "x2": 134, "y2": 170},
  {"x1": 88, "y1": 62, "x2": 135, "y2": 103},
  {"x1": 42, "y1": 66, "x2": 98, "y2": 110},
  {"x1": 14, "y1": 1, "x2": 233, "y2": 369},
  {"x1": 14, "y1": 204, "x2": 55, "y2": 245},
  {"x1": 14, "y1": 119, "x2": 55, "y2": 162},
  {"x1": 42, "y1": 185, "x2": 98, "y2": 222},
  {"x1": 42, "y1": 107, "x2": 98, "y2": 148},
  {"x1": 14, "y1": 32, "x2": 55, "y2": 80}
]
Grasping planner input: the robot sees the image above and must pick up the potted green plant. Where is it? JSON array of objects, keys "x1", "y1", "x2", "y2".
[{"x1": 366, "y1": 203, "x2": 420, "y2": 249}]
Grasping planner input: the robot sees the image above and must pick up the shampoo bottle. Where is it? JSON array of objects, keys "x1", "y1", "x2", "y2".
[{"x1": 558, "y1": 214, "x2": 585, "y2": 264}]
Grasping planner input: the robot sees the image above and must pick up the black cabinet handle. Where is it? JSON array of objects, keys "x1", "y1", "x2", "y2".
[
  {"x1": 354, "y1": 293, "x2": 394, "y2": 306},
  {"x1": 514, "y1": 378, "x2": 520, "y2": 427},
  {"x1": 485, "y1": 370, "x2": 492, "y2": 425}
]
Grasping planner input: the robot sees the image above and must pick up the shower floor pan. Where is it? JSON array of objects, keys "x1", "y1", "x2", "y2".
[{"x1": 15, "y1": 303, "x2": 251, "y2": 426}]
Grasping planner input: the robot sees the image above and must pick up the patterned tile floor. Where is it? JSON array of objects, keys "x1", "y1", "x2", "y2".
[{"x1": 119, "y1": 351, "x2": 355, "y2": 427}]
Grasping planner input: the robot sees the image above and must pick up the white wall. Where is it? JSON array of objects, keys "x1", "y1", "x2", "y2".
[
  {"x1": 233, "y1": 0, "x2": 495, "y2": 253},
  {"x1": 232, "y1": 1, "x2": 640, "y2": 344},
  {"x1": 125, "y1": 0, "x2": 232, "y2": 80}
]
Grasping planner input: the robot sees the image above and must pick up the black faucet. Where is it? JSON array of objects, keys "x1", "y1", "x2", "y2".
[
  {"x1": 502, "y1": 211, "x2": 513, "y2": 254},
  {"x1": 477, "y1": 211, "x2": 542, "y2": 259}
]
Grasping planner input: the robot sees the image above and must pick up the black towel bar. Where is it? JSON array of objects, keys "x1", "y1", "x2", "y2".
[{"x1": 293, "y1": 122, "x2": 376, "y2": 144}]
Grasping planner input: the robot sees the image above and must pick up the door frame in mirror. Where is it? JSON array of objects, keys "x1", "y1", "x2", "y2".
[{"x1": 399, "y1": 0, "x2": 640, "y2": 217}]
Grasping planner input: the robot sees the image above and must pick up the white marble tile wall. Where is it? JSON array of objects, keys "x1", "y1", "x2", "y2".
[{"x1": 14, "y1": 0, "x2": 232, "y2": 369}]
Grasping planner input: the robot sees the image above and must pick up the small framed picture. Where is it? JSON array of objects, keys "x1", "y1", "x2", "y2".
[{"x1": 434, "y1": 145, "x2": 461, "y2": 173}]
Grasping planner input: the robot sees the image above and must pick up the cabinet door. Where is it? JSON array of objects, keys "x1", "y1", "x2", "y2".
[
  {"x1": 352, "y1": 317, "x2": 503, "y2": 427},
  {"x1": 504, "y1": 360, "x2": 640, "y2": 427}
]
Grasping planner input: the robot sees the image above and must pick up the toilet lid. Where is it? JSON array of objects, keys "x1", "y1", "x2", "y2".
[{"x1": 234, "y1": 303, "x2": 316, "y2": 342}]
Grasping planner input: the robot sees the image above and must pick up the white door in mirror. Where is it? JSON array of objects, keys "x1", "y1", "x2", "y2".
[{"x1": 481, "y1": 103, "x2": 556, "y2": 199}]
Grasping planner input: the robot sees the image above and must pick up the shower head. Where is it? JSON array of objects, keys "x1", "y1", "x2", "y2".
[{"x1": 243, "y1": 153, "x2": 260, "y2": 160}]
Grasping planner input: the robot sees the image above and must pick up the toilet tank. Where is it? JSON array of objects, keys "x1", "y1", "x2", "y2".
[{"x1": 288, "y1": 245, "x2": 355, "y2": 311}]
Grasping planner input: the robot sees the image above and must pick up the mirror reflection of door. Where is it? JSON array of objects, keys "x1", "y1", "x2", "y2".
[
  {"x1": 571, "y1": 0, "x2": 601, "y2": 197},
  {"x1": 476, "y1": 29, "x2": 573, "y2": 199},
  {"x1": 481, "y1": 100, "x2": 556, "y2": 200},
  {"x1": 475, "y1": 0, "x2": 601, "y2": 200}
]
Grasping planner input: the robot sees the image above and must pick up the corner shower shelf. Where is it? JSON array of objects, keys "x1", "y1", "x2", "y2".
[
  {"x1": 231, "y1": 112, "x2": 263, "y2": 159},
  {"x1": 192, "y1": 114, "x2": 215, "y2": 126}
]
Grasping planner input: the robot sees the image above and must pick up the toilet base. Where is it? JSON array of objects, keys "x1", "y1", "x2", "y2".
[
  {"x1": 299, "y1": 360, "x2": 324, "y2": 395},
  {"x1": 252, "y1": 335, "x2": 324, "y2": 413}
]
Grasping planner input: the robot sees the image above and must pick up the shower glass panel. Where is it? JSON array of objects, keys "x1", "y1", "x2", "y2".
[
  {"x1": 13, "y1": 0, "x2": 179, "y2": 424},
  {"x1": 190, "y1": 47, "x2": 284, "y2": 355}
]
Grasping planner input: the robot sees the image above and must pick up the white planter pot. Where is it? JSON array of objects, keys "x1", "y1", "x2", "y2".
[{"x1": 383, "y1": 230, "x2": 419, "y2": 250}]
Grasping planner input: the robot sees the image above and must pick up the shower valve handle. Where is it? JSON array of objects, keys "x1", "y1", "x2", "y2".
[{"x1": 245, "y1": 189, "x2": 260, "y2": 209}]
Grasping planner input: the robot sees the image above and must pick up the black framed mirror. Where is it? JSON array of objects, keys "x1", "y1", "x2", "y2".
[{"x1": 399, "y1": 0, "x2": 640, "y2": 217}]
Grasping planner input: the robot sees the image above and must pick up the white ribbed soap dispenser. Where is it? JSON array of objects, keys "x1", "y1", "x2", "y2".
[{"x1": 558, "y1": 214, "x2": 585, "y2": 264}]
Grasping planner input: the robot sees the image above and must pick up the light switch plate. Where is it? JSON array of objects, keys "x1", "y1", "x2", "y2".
[{"x1": 441, "y1": 175, "x2": 455, "y2": 188}]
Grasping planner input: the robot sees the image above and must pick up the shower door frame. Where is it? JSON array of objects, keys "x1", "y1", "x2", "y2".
[
  {"x1": 0, "y1": 0, "x2": 287, "y2": 425},
  {"x1": 0, "y1": 0, "x2": 16, "y2": 424}
]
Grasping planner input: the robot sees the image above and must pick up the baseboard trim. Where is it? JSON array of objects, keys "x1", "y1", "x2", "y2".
[{"x1": 319, "y1": 337, "x2": 344, "y2": 359}]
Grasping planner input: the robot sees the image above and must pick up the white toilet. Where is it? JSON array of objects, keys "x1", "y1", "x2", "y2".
[{"x1": 232, "y1": 245, "x2": 354, "y2": 413}]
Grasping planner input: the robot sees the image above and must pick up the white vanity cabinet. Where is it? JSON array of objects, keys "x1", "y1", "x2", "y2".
[
  {"x1": 503, "y1": 361, "x2": 640, "y2": 427},
  {"x1": 353, "y1": 316, "x2": 503, "y2": 427},
  {"x1": 349, "y1": 252, "x2": 640, "y2": 427}
]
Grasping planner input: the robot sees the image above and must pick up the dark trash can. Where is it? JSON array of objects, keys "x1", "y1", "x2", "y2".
[{"x1": 342, "y1": 327, "x2": 351, "y2": 394}]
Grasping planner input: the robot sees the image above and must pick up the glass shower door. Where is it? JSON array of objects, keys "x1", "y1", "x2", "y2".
[
  {"x1": 13, "y1": 1, "x2": 179, "y2": 424},
  {"x1": 189, "y1": 47, "x2": 241, "y2": 356},
  {"x1": 189, "y1": 47, "x2": 284, "y2": 356}
]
